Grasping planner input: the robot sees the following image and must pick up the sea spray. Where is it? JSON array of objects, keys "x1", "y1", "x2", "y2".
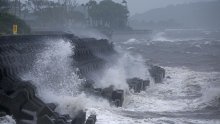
[
  {"x1": 67, "y1": 26, "x2": 108, "y2": 40},
  {"x1": 151, "y1": 31, "x2": 171, "y2": 42},
  {"x1": 44, "y1": 92, "x2": 87, "y2": 118},
  {"x1": 94, "y1": 47, "x2": 150, "y2": 90},
  {"x1": 151, "y1": 30, "x2": 206, "y2": 42},
  {"x1": 0, "y1": 116, "x2": 16, "y2": 124},
  {"x1": 22, "y1": 38, "x2": 85, "y2": 116}
]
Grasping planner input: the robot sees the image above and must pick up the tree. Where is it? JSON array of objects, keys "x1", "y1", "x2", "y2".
[
  {"x1": 86, "y1": 0, "x2": 97, "y2": 9},
  {"x1": 24, "y1": 0, "x2": 85, "y2": 27},
  {"x1": 87, "y1": 0, "x2": 129, "y2": 30},
  {"x1": 0, "y1": 0, "x2": 10, "y2": 13}
]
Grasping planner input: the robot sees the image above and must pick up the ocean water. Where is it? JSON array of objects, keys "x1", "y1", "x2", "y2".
[{"x1": 17, "y1": 29, "x2": 220, "y2": 124}]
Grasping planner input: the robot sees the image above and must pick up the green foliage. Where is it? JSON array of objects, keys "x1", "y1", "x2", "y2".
[
  {"x1": 0, "y1": 13, "x2": 30, "y2": 34},
  {"x1": 34, "y1": 6, "x2": 85, "y2": 26},
  {"x1": 87, "y1": 0, "x2": 129, "y2": 30},
  {"x1": 22, "y1": 0, "x2": 85, "y2": 27}
]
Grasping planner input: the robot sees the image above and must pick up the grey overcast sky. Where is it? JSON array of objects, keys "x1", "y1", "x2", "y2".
[{"x1": 77, "y1": 0, "x2": 215, "y2": 15}]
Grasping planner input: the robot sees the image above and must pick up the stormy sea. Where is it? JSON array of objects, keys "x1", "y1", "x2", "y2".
[
  {"x1": 1, "y1": 29, "x2": 220, "y2": 124},
  {"x1": 112, "y1": 29, "x2": 220, "y2": 124}
]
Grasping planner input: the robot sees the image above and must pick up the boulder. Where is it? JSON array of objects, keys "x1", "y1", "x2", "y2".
[
  {"x1": 166, "y1": 76, "x2": 171, "y2": 79},
  {"x1": 0, "y1": 77, "x2": 85, "y2": 124},
  {"x1": 71, "y1": 110, "x2": 86, "y2": 124},
  {"x1": 46, "y1": 103, "x2": 57, "y2": 111},
  {"x1": 148, "y1": 65, "x2": 165, "y2": 83},
  {"x1": 86, "y1": 115, "x2": 96, "y2": 124},
  {"x1": 127, "y1": 78, "x2": 150, "y2": 93},
  {"x1": 83, "y1": 81, "x2": 124, "y2": 107},
  {"x1": 85, "y1": 118, "x2": 95, "y2": 124},
  {"x1": 111, "y1": 90, "x2": 124, "y2": 107}
]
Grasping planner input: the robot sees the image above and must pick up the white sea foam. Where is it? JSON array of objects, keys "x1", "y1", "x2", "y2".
[
  {"x1": 123, "y1": 67, "x2": 220, "y2": 112},
  {"x1": 0, "y1": 116, "x2": 16, "y2": 124},
  {"x1": 151, "y1": 31, "x2": 206, "y2": 42},
  {"x1": 123, "y1": 38, "x2": 140, "y2": 44},
  {"x1": 152, "y1": 32, "x2": 173, "y2": 42},
  {"x1": 22, "y1": 39, "x2": 85, "y2": 116},
  {"x1": 94, "y1": 48, "x2": 150, "y2": 90},
  {"x1": 85, "y1": 67, "x2": 220, "y2": 124}
]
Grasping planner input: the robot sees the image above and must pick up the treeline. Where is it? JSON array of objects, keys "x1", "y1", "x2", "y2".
[
  {"x1": 86, "y1": 0, "x2": 129, "y2": 30},
  {"x1": 0, "y1": 0, "x2": 130, "y2": 35},
  {"x1": 7, "y1": 0, "x2": 85, "y2": 29}
]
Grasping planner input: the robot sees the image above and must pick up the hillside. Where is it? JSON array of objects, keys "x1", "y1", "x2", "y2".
[{"x1": 130, "y1": 0, "x2": 220, "y2": 29}]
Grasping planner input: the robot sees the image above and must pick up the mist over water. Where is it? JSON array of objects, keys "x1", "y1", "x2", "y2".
[{"x1": 95, "y1": 49, "x2": 149, "y2": 90}]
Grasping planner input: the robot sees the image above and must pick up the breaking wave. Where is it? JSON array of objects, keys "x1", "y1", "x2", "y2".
[
  {"x1": 21, "y1": 36, "x2": 220, "y2": 123},
  {"x1": 151, "y1": 29, "x2": 208, "y2": 42},
  {"x1": 20, "y1": 37, "x2": 151, "y2": 119},
  {"x1": 22, "y1": 39, "x2": 85, "y2": 117},
  {"x1": 94, "y1": 49, "x2": 150, "y2": 90}
]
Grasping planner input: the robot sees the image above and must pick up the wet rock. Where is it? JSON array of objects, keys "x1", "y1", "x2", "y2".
[
  {"x1": 83, "y1": 80, "x2": 95, "y2": 89},
  {"x1": 0, "y1": 111, "x2": 6, "y2": 117},
  {"x1": 112, "y1": 90, "x2": 124, "y2": 107},
  {"x1": 101, "y1": 85, "x2": 114, "y2": 99},
  {"x1": 0, "y1": 77, "x2": 83, "y2": 124},
  {"x1": 86, "y1": 115, "x2": 97, "y2": 124},
  {"x1": 62, "y1": 114, "x2": 71, "y2": 121},
  {"x1": 37, "y1": 115, "x2": 54, "y2": 124},
  {"x1": 47, "y1": 103, "x2": 57, "y2": 111},
  {"x1": 166, "y1": 76, "x2": 171, "y2": 79},
  {"x1": 93, "y1": 88, "x2": 103, "y2": 96},
  {"x1": 127, "y1": 78, "x2": 150, "y2": 93},
  {"x1": 83, "y1": 81, "x2": 124, "y2": 107},
  {"x1": 95, "y1": 87, "x2": 124, "y2": 107},
  {"x1": 93, "y1": 87, "x2": 125, "y2": 107},
  {"x1": 71, "y1": 110, "x2": 86, "y2": 124},
  {"x1": 85, "y1": 118, "x2": 95, "y2": 124},
  {"x1": 148, "y1": 65, "x2": 165, "y2": 83}
]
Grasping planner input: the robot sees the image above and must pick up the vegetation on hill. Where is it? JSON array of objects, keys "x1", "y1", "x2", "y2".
[
  {"x1": 86, "y1": 0, "x2": 129, "y2": 30},
  {"x1": 0, "y1": 0, "x2": 130, "y2": 35},
  {"x1": 0, "y1": 0, "x2": 30, "y2": 35}
]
